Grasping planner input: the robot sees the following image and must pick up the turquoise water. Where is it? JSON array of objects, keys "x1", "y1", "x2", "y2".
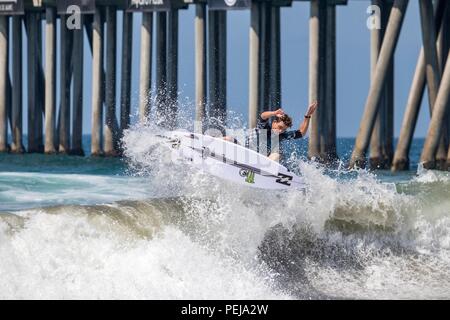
[
  {"x1": 0, "y1": 136, "x2": 422, "y2": 211},
  {"x1": 0, "y1": 132, "x2": 449, "y2": 299},
  {"x1": 0, "y1": 136, "x2": 421, "y2": 211}
]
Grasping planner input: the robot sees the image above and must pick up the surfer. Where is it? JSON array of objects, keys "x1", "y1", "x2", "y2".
[{"x1": 225, "y1": 101, "x2": 318, "y2": 162}]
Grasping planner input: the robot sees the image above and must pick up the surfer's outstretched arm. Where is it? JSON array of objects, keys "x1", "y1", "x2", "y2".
[
  {"x1": 298, "y1": 101, "x2": 318, "y2": 136},
  {"x1": 261, "y1": 109, "x2": 285, "y2": 120}
]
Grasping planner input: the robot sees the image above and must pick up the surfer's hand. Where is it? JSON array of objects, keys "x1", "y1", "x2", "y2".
[
  {"x1": 273, "y1": 109, "x2": 285, "y2": 118},
  {"x1": 306, "y1": 101, "x2": 318, "y2": 117}
]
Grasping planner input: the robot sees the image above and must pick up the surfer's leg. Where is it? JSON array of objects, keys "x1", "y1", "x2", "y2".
[{"x1": 268, "y1": 152, "x2": 280, "y2": 162}]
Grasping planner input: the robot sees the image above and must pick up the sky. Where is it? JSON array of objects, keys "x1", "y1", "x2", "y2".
[{"x1": 14, "y1": 0, "x2": 435, "y2": 137}]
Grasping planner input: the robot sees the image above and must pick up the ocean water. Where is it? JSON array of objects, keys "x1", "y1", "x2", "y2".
[{"x1": 0, "y1": 129, "x2": 449, "y2": 299}]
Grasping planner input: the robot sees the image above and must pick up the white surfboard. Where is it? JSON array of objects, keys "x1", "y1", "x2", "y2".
[{"x1": 159, "y1": 130, "x2": 306, "y2": 190}]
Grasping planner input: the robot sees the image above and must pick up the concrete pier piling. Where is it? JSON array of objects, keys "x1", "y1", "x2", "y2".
[
  {"x1": 249, "y1": 1, "x2": 261, "y2": 129},
  {"x1": 0, "y1": 16, "x2": 8, "y2": 152},
  {"x1": 44, "y1": 7, "x2": 56, "y2": 154},
  {"x1": 208, "y1": 9, "x2": 227, "y2": 132},
  {"x1": 139, "y1": 12, "x2": 153, "y2": 124},
  {"x1": 438, "y1": 3, "x2": 450, "y2": 171},
  {"x1": 446, "y1": 6, "x2": 450, "y2": 170},
  {"x1": 36, "y1": 15, "x2": 44, "y2": 153},
  {"x1": 349, "y1": 0, "x2": 408, "y2": 169},
  {"x1": 91, "y1": 7, "x2": 104, "y2": 156},
  {"x1": 11, "y1": 16, "x2": 24, "y2": 154},
  {"x1": 322, "y1": 2, "x2": 338, "y2": 162},
  {"x1": 391, "y1": 49, "x2": 425, "y2": 171},
  {"x1": 419, "y1": 0, "x2": 447, "y2": 169},
  {"x1": 120, "y1": 12, "x2": 133, "y2": 134},
  {"x1": 260, "y1": 1, "x2": 271, "y2": 113},
  {"x1": 420, "y1": 48, "x2": 450, "y2": 169},
  {"x1": 308, "y1": 0, "x2": 326, "y2": 161},
  {"x1": 370, "y1": 0, "x2": 394, "y2": 170},
  {"x1": 104, "y1": 6, "x2": 119, "y2": 157},
  {"x1": 217, "y1": 10, "x2": 227, "y2": 128},
  {"x1": 26, "y1": 13, "x2": 40, "y2": 153},
  {"x1": 6, "y1": 73, "x2": 12, "y2": 144},
  {"x1": 317, "y1": 0, "x2": 327, "y2": 162},
  {"x1": 195, "y1": 3, "x2": 207, "y2": 130},
  {"x1": 392, "y1": 0, "x2": 447, "y2": 171},
  {"x1": 59, "y1": 14, "x2": 73, "y2": 154},
  {"x1": 270, "y1": 4, "x2": 281, "y2": 111},
  {"x1": 155, "y1": 12, "x2": 167, "y2": 126},
  {"x1": 71, "y1": 14, "x2": 84, "y2": 156},
  {"x1": 420, "y1": 0, "x2": 450, "y2": 170},
  {"x1": 167, "y1": 9, "x2": 179, "y2": 130}
]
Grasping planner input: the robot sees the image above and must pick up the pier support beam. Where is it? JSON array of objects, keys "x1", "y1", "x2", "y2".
[
  {"x1": 155, "y1": 12, "x2": 167, "y2": 126},
  {"x1": 386, "y1": 60, "x2": 394, "y2": 166},
  {"x1": 249, "y1": 1, "x2": 261, "y2": 128},
  {"x1": 0, "y1": 16, "x2": 8, "y2": 152},
  {"x1": 120, "y1": 12, "x2": 133, "y2": 134},
  {"x1": 436, "y1": 3, "x2": 448, "y2": 74},
  {"x1": 11, "y1": 16, "x2": 24, "y2": 153},
  {"x1": 91, "y1": 7, "x2": 104, "y2": 156},
  {"x1": 59, "y1": 15, "x2": 73, "y2": 154},
  {"x1": 370, "y1": 0, "x2": 394, "y2": 169},
  {"x1": 6, "y1": 73, "x2": 11, "y2": 143},
  {"x1": 420, "y1": 0, "x2": 441, "y2": 112},
  {"x1": 419, "y1": 0, "x2": 447, "y2": 169},
  {"x1": 195, "y1": 3, "x2": 207, "y2": 131},
  {"x1": 44, "y1": 8, "x2": 57, "y2": 154},
  {"x1": 139, "y1": 12, "x2": 153, "y2": 123},
  {"x1": 420, "y1": 49, "x2": 450, "y2": 168},
  {"x1": 260, "y1": 1, "x2": 271, "y2": 113},
  {"x1": 308, "y1": 0, "x2": 326, "y2": 160},
  {"x1": 392, "y1": 0, "x2": 447, "y2": 171},
  {"x1": 104, "y1": 7, "x2": 119, "y2": 157},
  {"x1": 208, "y1": 10, "x2": 227, "y2": 132},
  {"x1": 36, "y1": 16, "x2": 44, "y2": 152},
  {"x1": 392, "y1": 50, "x2": 425, "y2": 171},
  {"x1": 322, "y1": 3, "x2": 338, "y2": 162},
  {"x1": 270, "y1": 5, "x2": 281, "y2": 111},
  {"x1": 166, "y1": 9, "x2": 179, "y2": 130},
  {"x1": 218, "y1": 11, "x2": 227, "y2": 129},
  {"x1": 71, "y1": 14, "x2": 84, "y2": 156},
  {"x1": 349, "y1": 0, "x2": 408, "y2": 168},
  {"x1": 27, "y1": 13, "x2": 40, "y2": 153},
  {"x1": 437, "y1": 2, "x2": 450, "y2": 170},
  {"x1": 447, "y1": 7, "x2": 450, "y2": 169}
]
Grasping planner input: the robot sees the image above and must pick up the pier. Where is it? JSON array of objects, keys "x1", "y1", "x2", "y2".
[{"x1": 0, "y1": 0, "x2": 449, "y2": 171}]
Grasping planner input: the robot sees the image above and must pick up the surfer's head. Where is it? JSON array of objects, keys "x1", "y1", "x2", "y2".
[{"x1": 272, "y1": 114, "x2": 293, "y2": 134}]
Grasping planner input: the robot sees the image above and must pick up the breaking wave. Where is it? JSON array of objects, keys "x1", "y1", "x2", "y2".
[{"x1": 0, "y1": 123, "x2": 449, "y2": 299}]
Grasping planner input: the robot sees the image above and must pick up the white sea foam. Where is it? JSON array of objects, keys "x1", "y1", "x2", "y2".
[
  {"x1": 0, "y1": 210, "x2": 288, "y2": 299},
  {"x1": 414, "y1": 163, "x2": 450, "y2": 183}
]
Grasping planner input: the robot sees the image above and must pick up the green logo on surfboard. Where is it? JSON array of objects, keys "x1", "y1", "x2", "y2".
[
  {"x1": 245, "y1": 171, "x2": 255, "y2": 184},
  {"x1": 240, "y1": 169, "x2": 255, "y2": 184}
]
